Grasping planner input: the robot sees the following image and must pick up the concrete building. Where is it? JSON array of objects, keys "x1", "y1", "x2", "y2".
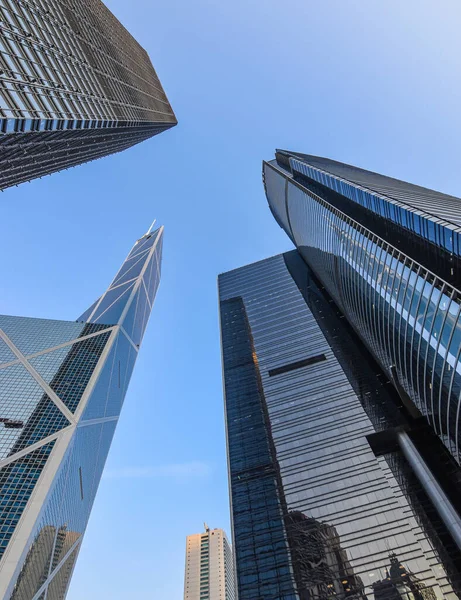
[{"x1": 184, "y1": 525, "x2": 236, "y2": 600}]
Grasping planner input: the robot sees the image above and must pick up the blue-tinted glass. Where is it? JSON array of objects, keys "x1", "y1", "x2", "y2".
[
  {"x1": 81, "y1": 331, "x2": 136, "y2": 421},
  {"x1": 29, "y1": 331, "x2": 111, "y2": 413},
  {"x1": 91, "y1": 281, "x2": 136, "y2": 325},
  {"x1": 80, "y1": 341, "x2": 116, "y2": 422},
  {"x1": 108, "y1": 332, "x2": 137, "y2": 417},
  {"x1": 0, "y1": 231, "x2": 162, "y2": 595},
  {"x1": 0, "y1": 442, "x2": 55, "y2": 560},
  {"x1": 111, "y1": 254, "x2": 148, "y2": 287},
  {"x1": 0, "y1": 340, "x2": 17, "y2": 365},
  {"x1": 126, "y1": 231, "x2": 159, "y2": 261},
  {"x1": 123, "y1": 284, "x2": 150, "y2": 347},
  {"x1": 0, "y1": 363, "x2": 69, "y2": 459},
  {"x1": 0, "y1": 316, "x2": 85, "y2": 356},
  {"x1": 143, "y1": 252, "x2": 160, "y2": 307}
]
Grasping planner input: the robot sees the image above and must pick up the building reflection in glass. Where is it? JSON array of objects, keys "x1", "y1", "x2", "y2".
[
  {"x1": 285, "y1": 511, "x2": 367, "y2": 600},
  {"x1": 372, "y1": 553, "x2": 437, "y2": 600},
  {"x1": 10, "y1": 525, "x2": 80, "y2": 600}
]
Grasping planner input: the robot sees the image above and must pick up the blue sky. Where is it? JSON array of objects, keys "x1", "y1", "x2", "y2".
[{"x1": 2, "y1": 0, "x2": 461, "y2": 598}]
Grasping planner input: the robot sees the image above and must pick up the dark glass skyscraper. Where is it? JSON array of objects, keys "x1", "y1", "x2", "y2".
[
  {"x1": 0, "y1": 225, "x2": 163, "y2": 599},
  {"x1": 0, "y1": 0, "x2": 176, "y2": 189},
  {"x1": 219, "y1": 154, "x2": 461, "y2": 600}
]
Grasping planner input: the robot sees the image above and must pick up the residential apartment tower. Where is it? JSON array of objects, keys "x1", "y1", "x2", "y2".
[{"x1": 184, "y1": 525, "x2": 235, "y2": 600}]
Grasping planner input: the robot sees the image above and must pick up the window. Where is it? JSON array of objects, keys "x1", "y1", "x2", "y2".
[{"x1": 268, "y1": 354, "x2": 327, "y2": 377}]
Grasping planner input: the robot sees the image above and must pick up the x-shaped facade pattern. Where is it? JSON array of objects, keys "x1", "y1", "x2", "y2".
[{"x1": 0, "y1": 226, "x2": 163, "y2": 599}]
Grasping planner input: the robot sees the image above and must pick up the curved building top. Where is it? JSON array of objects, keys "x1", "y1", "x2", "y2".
[{"x1": 272, "y1": 150, "x2": 461, "y2": 256}]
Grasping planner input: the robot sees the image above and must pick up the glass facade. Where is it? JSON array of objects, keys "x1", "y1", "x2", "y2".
[
  {"x1": 263, "y1": 154, "x2": 461, "y2": 467},
  {"x1": 0, "y1": 226, "x2": 163, "y2": 599},
  {"x1": 219, "y1": 252, "x2": 461, "y2": 600},
  {"x1": 0, "y1": 0, "x2": 177, "y2": 190}
]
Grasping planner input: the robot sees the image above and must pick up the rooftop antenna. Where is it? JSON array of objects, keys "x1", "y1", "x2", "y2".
[
  {"x1": 146, "y1": 219, "x2": 157, "y2": 236},
  {"x1": 204, "y1": 522, "x2": 210, "y2": 533}
]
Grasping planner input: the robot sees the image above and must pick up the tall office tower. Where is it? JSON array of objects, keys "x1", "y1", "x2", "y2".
[
  {"x1": 263, "y1": 151, "x2": 461, "y2": 468},
  {"x1": 184, "y1": 525, "x2": 236, "y2": 600},
  {"x1": 0, "y1": 225, "x2": 163, "y2": 599},
  {"x1": 0, "y1": 1, "x2": 176, "y2": 190},
  {"x1": 219, "y1": 252, "x2": 461, "y2": 600}
]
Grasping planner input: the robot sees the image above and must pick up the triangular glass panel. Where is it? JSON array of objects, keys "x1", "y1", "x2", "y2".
[
  {"x1": 0, "y1": 363, "x2": 70, "y2": 460},
  {"x1": 58, "y1": 423, "x2": 103, "y2": 531},
  {"x1": 81, "y1": 335, "x2": 119, "y2": 421},
  {"x1": 123, "y1": 282, "x2": 150, "y2": 347},
  {"x1": 77, "y1": 297, "x2": 101, "y2": 323},
  {"x1": 90, "y1": 281, "x2": 136, "y2": 324},
  {"x1": 142, "y1": 254, "x2": 155, "y2": 298},
  {"x1": 112, "y1": 332, "x2": 137, "y2": 416},
  {"x1": 143, "y1": 251, "x2": 161, "y2": 307},
  {"x1": 123, "y1": 246, "x2": 150, "y2": 266},
  {"x1": 127, "y1": 230, "x2": 159, "y2": 259},
  {"x1": 0, "y1": 338, "x2": 17, "y2": 366},
  {"x1": 112, "y1": 253, "x2": 149, "y2": 288},
  {"x1": 126, "y1": 248, "x2": 151, "y2": 266},
  {"x1": 88, "y1": 419, "x2": 117, "y2": 499},
  {"x1": 93, "y1": 290, "x2": 134, "y2": 327},
  {"x1": 0, "y1": 315, "x2": 86, "y2": 356},
  {"x1": 0, "y1": 441, "x2": 56, "y2": 561},
  {"x1": 82, "y1": 331, "x2": 138, "y2": 421},
  {"x1": 121, "y1": 288, "x2": 140, "y2": 346},
  {"x1": 137, "y1": 284, "x2": 151, "y2": 345},
  {"x1": 29, "y1": 330, "x2": 112, "y2": 413}
]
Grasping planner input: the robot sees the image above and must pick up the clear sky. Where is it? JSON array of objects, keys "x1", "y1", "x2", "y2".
[{"x1": 2, "y1": 0, "x2": 461, "y2": 598}]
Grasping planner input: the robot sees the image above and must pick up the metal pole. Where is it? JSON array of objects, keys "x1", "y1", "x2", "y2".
[{"x1": 397, "y1": 430, "x2": 461, "y2": 551}]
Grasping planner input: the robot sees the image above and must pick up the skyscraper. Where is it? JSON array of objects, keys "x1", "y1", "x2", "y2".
[
  {"x1": 0, "y1": 224, "x2": 163, "y2": 599},
  {"x1": 219, "y1": 251, "x2": 461, "y2": 600},
  {"x1": 184, "y1": 525, "x2": 236, "y2": 600},
  {"x1": 0, "y1": 0, "x2": 176, "y2": 190},
  {"x1": 263, "y1": 151, "x2": 461, "y2": 468}
]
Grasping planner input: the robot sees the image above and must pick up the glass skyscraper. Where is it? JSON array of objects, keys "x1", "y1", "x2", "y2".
[
  {"x1": 0, "y1": 0, "x2": 176, "y2": 189},
  {"x1": 219, "y1": 154, "x2": 461, "y2": 599},
  {"x1": 263, "y1": 152, "x2": 461, "y2": 467},
  {"x1": 0, "y1": 225, "x2": 163, "y2": 599}
]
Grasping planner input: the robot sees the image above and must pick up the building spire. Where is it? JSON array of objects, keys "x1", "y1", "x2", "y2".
[{"x1": 146, "y1": 219, "x2": 157, "y2": 236}]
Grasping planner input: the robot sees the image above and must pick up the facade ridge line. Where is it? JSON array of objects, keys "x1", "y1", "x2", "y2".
[
  {"x1": 0, "y1": 425, "x2": 74, "y2": 470},
  {"x1": 0, "y1": 330, "x2": 76, "y2": 424}
]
